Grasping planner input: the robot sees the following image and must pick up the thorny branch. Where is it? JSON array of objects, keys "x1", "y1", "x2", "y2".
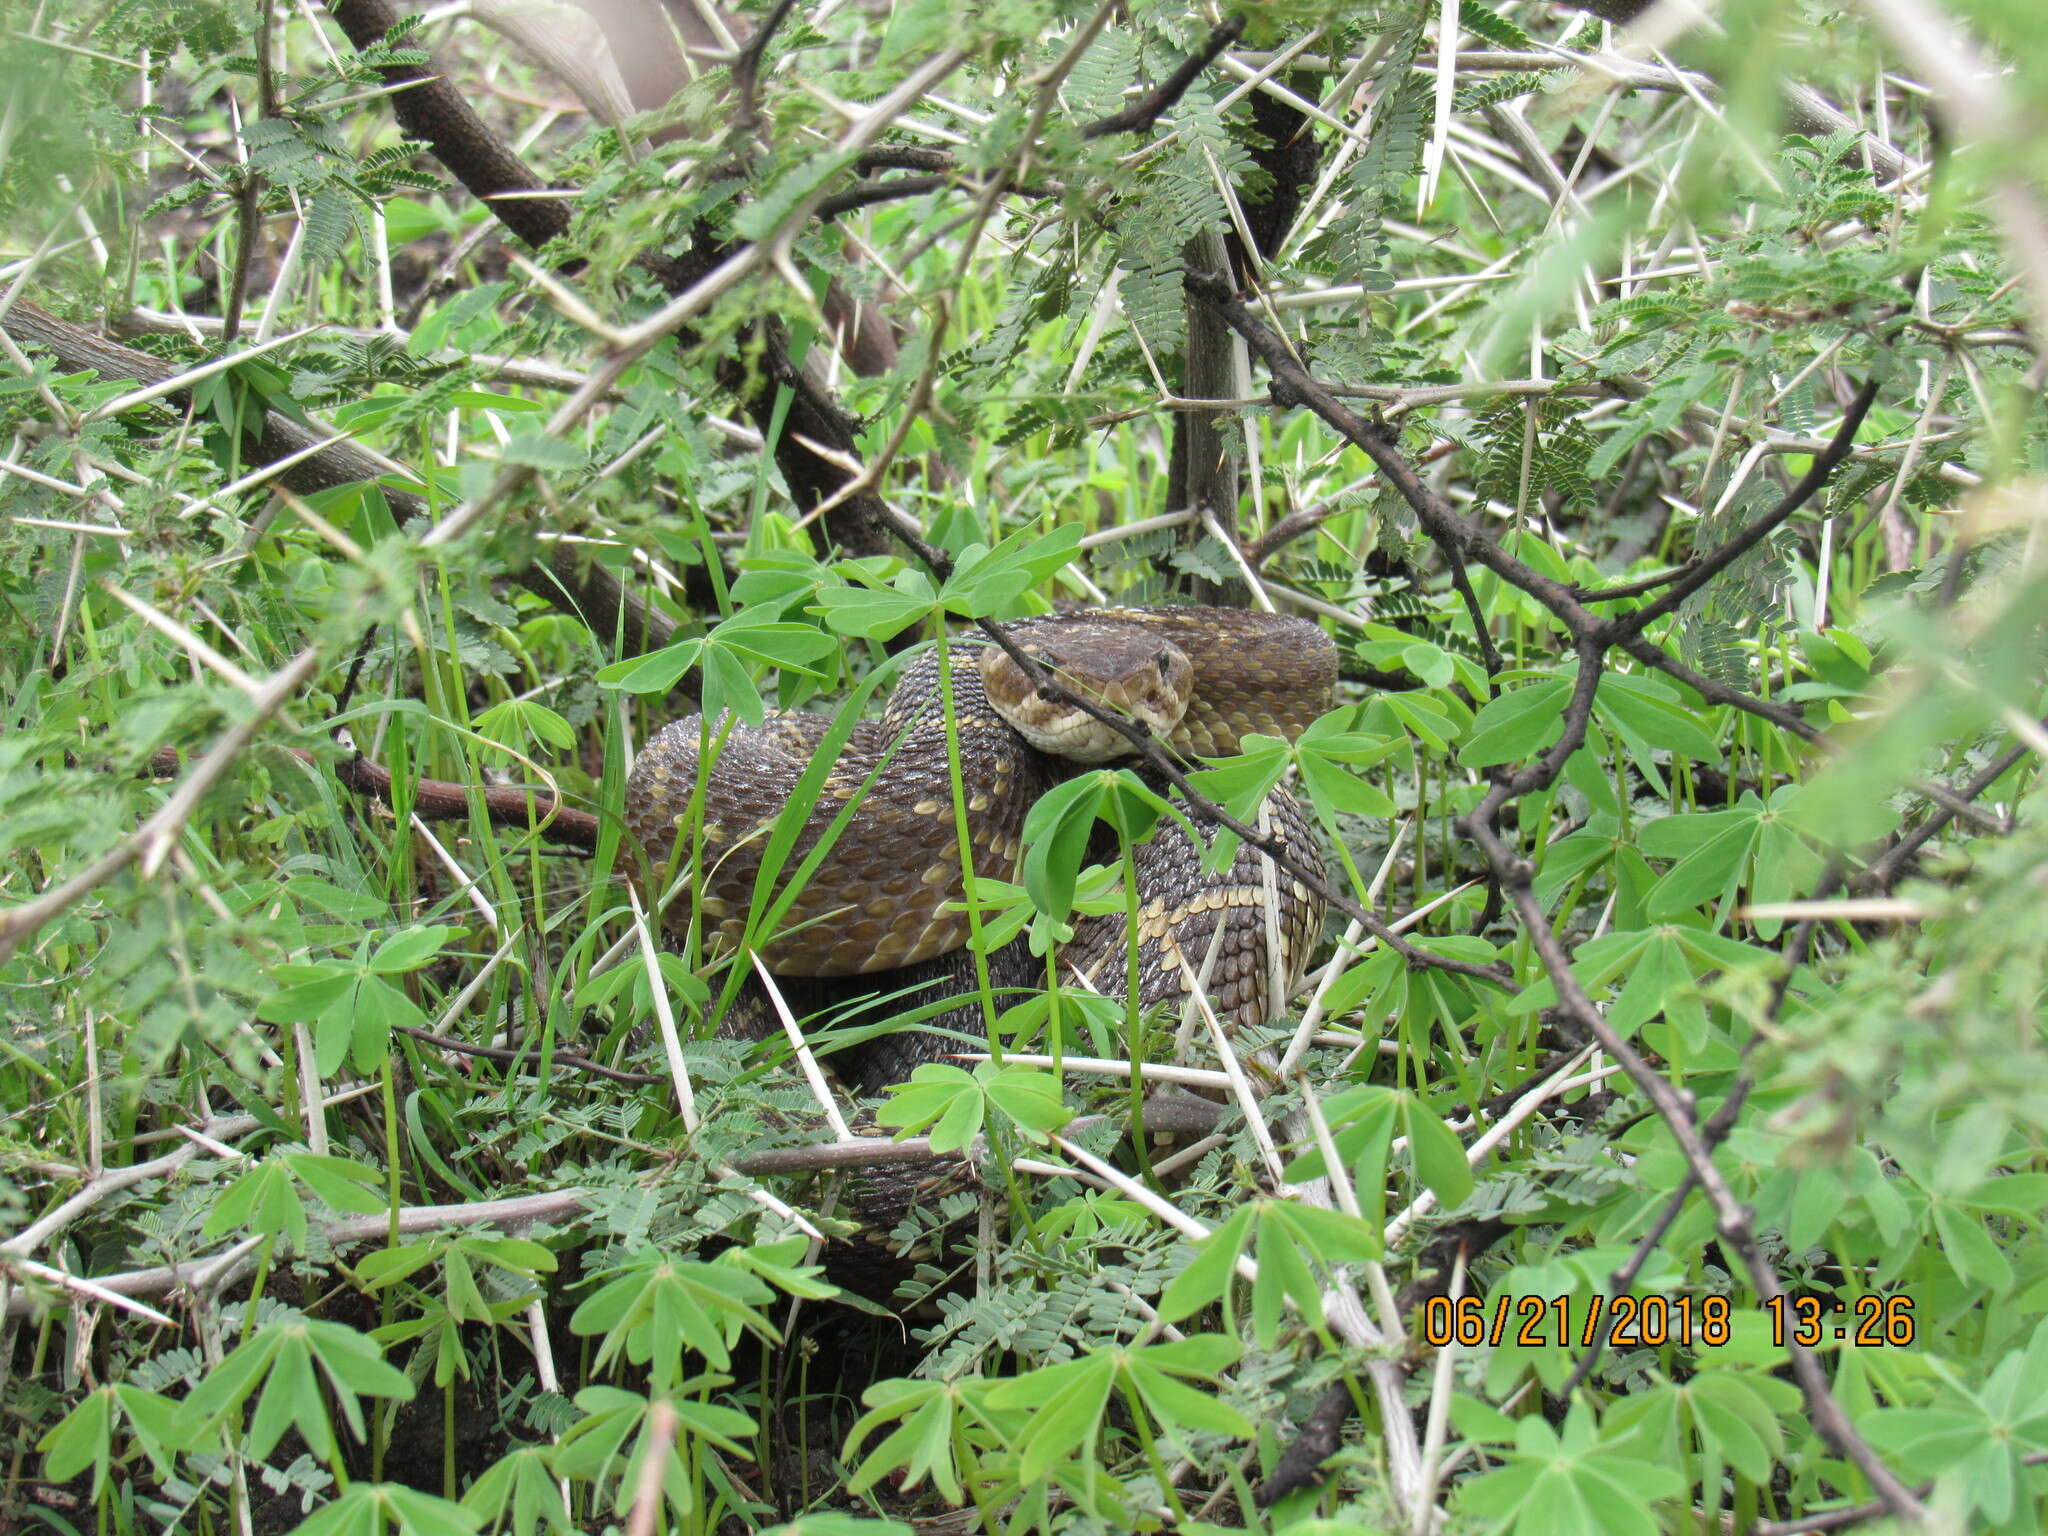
[
  {"x1": 0, "y1": 650, "x2": 323, "y2": 965},
  {"x1": 1558, "y1": 864, "x2": 1844, "y2": 1397},
  {"x1": 729, "y1": 0, "x2": 801, "y2": 136},
  {"x1": 1181, "y1": 267, "x2": 1932, "y2": 1521}
]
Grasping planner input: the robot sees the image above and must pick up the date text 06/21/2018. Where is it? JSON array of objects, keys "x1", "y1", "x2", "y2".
[{"x1": 1417, "y1": 1292, "x2": 1919, "y2": 1351}]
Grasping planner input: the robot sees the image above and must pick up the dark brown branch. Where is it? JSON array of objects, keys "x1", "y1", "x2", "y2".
[
  {"x1": 144, "y1": 744, "x2": 605, "y2": 848},
  {"x1": 3, "y1": 299, "x2": 428, "y2": 509},
  {"x1": 1555, "y1": 860, "x2": 1843, "y2": 1397},
  {"x1": 1, "y1": 300, "x2": 693, "y2": 651},
  {"x1": 1460, "y1": 813, "x2": 1925, "y2": 1518},
  {"x1": 1854, "y1": 734, "x2": 2033, "y2": 892},
  {"x1": 397, "y1": 1024, "x2": 661, "y2": 1084},
  {"x1": 327, "y1": 0, "x2": 589, "y2": 258},
  {"x1": 1570, "y1": 563, "x2": 1691, "y2": 605},
  {"x1": 1615, "y1": 632, "x2": 1820, "y2": 741},
  {"x1": 854, "y1": 146, "x2": 957, "y2": 173},
  {"x1": 1190, "y1": 270, "x2": 1990, "y2": 839},
  {"x1": 1261, "y1": 1211, "x2": 1516, "y2": 1507},
  {"x1": 321, "y1": 0, "x2": 896, "y2": 556},
  {"x1": 1255, "y1": 1379, "x2": 1357, "y2": 1507},
  {"x1": 814, "y1": 170, "x2": 1063, "y2": 223},
  {"x1": 1596, "y1": 377, "x2": 1883, "y2": 640},
  {"x1": 1080, "y1": 13, "x2": 1247, "y2": 140},
  {"x1": 1619, "y1": 634, "x2": 2009, "y2": 835},
  {"x1": 814, "y1": 173, "x2": 952, "y2": 220},
  {"x1": 223, "y1": 174, "x2": 264, "y2": 345},
  {"x1": 730, "y1": 0, "x2": 800, "y2": 136},
  {"x1": 1562, "y1": 702, "x2": 2036, "y2": 1397},
  {"x1": 1753, "y1": 1453, "x2": 2048, "y2": 1536},
  {"x1": 1184, "y1": 270, "x2": 1602, "y2": 634},
  {"x1": 1243, "y1": 503, "x2": 1339, "y2": 568},
  {"x1": 1443, "y1": 540, "x2": 1505, "y2": 678},
  {"x1": 333, "y1": 754, "x2": 604, "y2": 847}
]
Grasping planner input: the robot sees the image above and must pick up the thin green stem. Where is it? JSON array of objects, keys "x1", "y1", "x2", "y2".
[
  {"x1": 935, "y1": 629, "x2": 1001, "y2": 1050},
  {"x1": 1117, "y1": 827, "x2": 1155, "y2": 1188},
  {"x1": 1125, "y1": 1397, "x2": 1188, "y2": 1525}
]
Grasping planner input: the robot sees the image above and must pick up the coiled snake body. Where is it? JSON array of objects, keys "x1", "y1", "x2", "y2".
[{"x1": 624, "y1": 608, "x2": 1336, "y2": 1094}]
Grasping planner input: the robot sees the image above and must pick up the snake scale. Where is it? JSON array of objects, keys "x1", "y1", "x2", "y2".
[{"x1": 622, "y1": 608, "x2": 1338, "y2": 1099}]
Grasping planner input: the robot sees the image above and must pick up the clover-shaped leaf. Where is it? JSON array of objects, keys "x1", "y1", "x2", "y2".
[
  {"x1": 1158, "y1": 1199, "x2": 1384, "y2": 1347},
  {"x1": 875, "y1": 1061, "x2": 1072, "y2": 1152}
]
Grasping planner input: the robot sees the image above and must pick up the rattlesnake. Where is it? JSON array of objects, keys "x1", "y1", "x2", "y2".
[{"x1": 623, "y1": 607, "x2": 1336, "y2": 1093}]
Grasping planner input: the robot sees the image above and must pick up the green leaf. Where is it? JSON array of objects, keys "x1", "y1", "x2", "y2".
[
  {"x1": 473, "y1": 698, "x2": 576, "y2": 754},
  {"x1": 1460, "y1": 679, "x2": 1571, "y2": 767},
  {"x1": 874, "y1": 1063, "x2": 985, "y2": 1153},
  {"x1": 598, "y1": 637, "x2": 702, "y2": 695},
  {"x1": 1403, "y1": 1099, "x2": 1475, "y2": 1212},
  {"x1": 568, "y1": 1251, "x2": 779, "y2": 1391},
  {"x1": 445, "y1": 389, "x2": 547, "y2": 414},
  {"x1": 1933, "y1": 1201, "x2": 2013, "y2": 1291},
  {"x1": 255, "y1": 966, "x2": 354, "y2": 1026},
  {"x1": 282, "y1": 1152, "x2": 388, "y2": 1216},
  {"x1": 992, "y1": 1350, "x2": 1118, "y2": 1483},
  {"x1": 1594, "y1": 672, "x2": 1719, "y2": 768},
  {"x1": 1283, "y1": 1085, "x2": 1467, "y2": 1218},
  {"x1": 978, "y1": 1065, "x2": 1074, "y2": 1138},
  {"x1": 981, "y1": 1333, "x2": 1249, "y2": 1488},
  {"x1": 187, "y1": 1319, "x2": 414, "y2": 1463},
  {"x1": 723, "y1": 1236, "x2": 838, "y2": 1302},
  {"x1": 1158, "y1": 1205, "x2": 1256, "y2": 1327},
  {"x1": 711, "y1": 615, "x2": 836, "y2": 671},
  {"x1": 462, "y1": 1446, "x2": 575, "y2": 1536},
  {"x1": 205, "y1": 1158, "x2": 311, "y2": 1246},
  {"x1": 762, "y1": 1518, "x2": 915, "y2": 1536},
  {"x1": 1861, "y1": 1321, "x2": 2048, "y2": 1525},
  {"x1": 811, "y1": 581, "x2": 939, "y2": 641},
  {"x1": 551, "y1": 1386, "x2": 756, "y2": 1519},
  {"x1": 844, "y1": 1379, "x2": 973, "y2": 1503},
  {"x1": 698, "y1": 640, "x2": 766, "y2": 726},
  {"x1": 1685, "y1": 1370, "x2": 1785, "y2": 1486},
  {"x1": 368, "y1": 924, "x2": 459, "y2": 973},
  {"x1": 1458, "y1": 1403, "x2": 1685, "y2": 1536},
  {"x1": 501, "y1": 433, "x2": 585, "y2": 472},
  {"x1": 298, "y1": 1483, "x2": 482, "y2": 1536},
  {"x1": 1159, "y1": 1199, "x2": 1381, "y2": 1347},
  {"x1": 39, "y1": 1386, "x2": 116, "y2": 1495},
  {"x1": 1015, "y1": 768, "x2": 1172, "y2": 924}
]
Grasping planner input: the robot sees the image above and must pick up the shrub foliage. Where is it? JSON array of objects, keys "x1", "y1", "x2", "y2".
[{"x1": 2, "y1": 0, "x2": 2046, "y2": 1532}]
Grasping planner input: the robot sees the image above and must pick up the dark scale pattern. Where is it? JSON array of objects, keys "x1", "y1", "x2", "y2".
[
  {"x1": 624, "y1": 652, "x2": 1058, "y2": 975},
  {"x1": 1065, "y1": 780, "x2": 1326, "y2": 1035},
  {"x1": 811, "y1": 779, "x2": 1327, "y2": 1097}
]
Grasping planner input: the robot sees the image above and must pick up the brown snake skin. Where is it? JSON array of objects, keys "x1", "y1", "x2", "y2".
[{"x1": 623, "y1": 608, "x2": 1337, "y2": 1093}]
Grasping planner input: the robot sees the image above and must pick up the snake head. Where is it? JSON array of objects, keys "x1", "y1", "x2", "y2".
[{"x1": 978, "y1": 619, "x2": 1194, "y2": 761}]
